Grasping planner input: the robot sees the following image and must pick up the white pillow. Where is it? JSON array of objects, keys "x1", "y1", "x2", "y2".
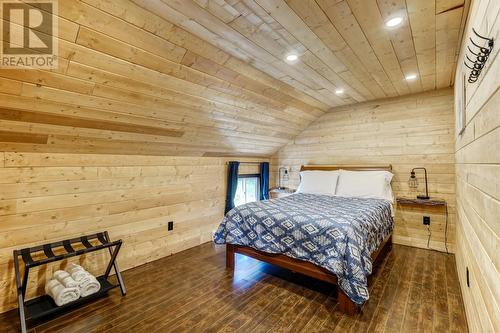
[
  {"x1": 296, "y1": 170, "x2": 339, "y2": 196},
  {"x1": 335, "y1": 170, "x2": 394, "y2": 202}
]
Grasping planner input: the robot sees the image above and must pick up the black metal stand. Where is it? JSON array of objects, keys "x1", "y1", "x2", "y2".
[{"x1": 13, "y1": 231, "x2": 126, "y2": 333}]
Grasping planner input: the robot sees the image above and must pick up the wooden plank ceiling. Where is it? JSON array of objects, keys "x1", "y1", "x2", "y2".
[{"x1": 0, "y1": 0, "x2": 467, "y2": 156}]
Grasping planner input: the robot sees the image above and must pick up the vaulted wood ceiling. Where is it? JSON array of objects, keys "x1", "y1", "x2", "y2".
[{"x1": 0, "y1": 0, "x2": 468, "y2": 156}]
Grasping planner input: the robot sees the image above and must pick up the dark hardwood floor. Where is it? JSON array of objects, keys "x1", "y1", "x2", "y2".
[{"x1": 0, "y1": 243, "x2": 468, "y2": 332}]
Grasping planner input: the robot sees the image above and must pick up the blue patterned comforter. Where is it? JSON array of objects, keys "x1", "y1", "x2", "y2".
[{"x1": 213, "y1": 193, "x2": 393, "y2": 304}]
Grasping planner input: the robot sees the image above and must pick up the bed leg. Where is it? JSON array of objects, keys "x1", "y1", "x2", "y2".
[
  {"x1": 226, "y1": 244, "x2": 235, "y2": 270},
  {"x1": 338, "y1": 289, "x2": 359, "y2": 315},
  {"x1": 387, "y1": 235, "x2": 393, "y2": 251}
]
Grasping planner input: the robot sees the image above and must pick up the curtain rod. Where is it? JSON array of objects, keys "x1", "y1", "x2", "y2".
[{"x1": 226, "y1": 161, "x2": 264, "y2": 165}]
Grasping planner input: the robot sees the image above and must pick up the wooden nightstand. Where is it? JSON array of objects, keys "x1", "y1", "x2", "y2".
[
  {"x1": 396, "y1": 197, "x2": 446, "y2": 207},
  {"x1": 269, "y1": 188, "x2": 296, "y2": 199},
  {"x1": 396, "y1": 197, "x2": 449, "y2": 253}
]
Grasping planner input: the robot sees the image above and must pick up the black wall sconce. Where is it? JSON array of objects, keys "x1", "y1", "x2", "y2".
[
  {"x1": 408, "y1": 167, "x2": 429, "y2": 200},
  {"x1": 464, "y1": 28, "x2": 494, "y2": 83}
]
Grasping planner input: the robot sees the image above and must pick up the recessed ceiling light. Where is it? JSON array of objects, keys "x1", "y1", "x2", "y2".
[
  {"x1": 385, "y1": 17, "x2": 403, "y2": 27},
  {"x1": 335, "y1": 88, "x2": 344, "y2": 94},
  {"x1": 286, "y1": 54, "x2": 298, "y2": 62},
  {"x1": 405, "y1": 73, "x2": 417, "y2": 81}
]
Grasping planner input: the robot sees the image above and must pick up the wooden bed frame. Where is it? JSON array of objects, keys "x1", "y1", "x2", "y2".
[{"x1": 226, "y1": 164, "x2": 393, "y2": 315}]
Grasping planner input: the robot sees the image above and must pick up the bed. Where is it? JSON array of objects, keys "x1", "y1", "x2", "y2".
[{"x1": 213, "y1": 165, "x2": 394, "y2": 315}]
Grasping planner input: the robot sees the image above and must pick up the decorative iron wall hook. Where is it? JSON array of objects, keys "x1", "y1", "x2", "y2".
[
  {"x1": 470, "y1": 38, "x2": 491, "y2": 54},
  {"x1": 464, "y1": 28, "x2": 494, "y2": 84},
  {"x1": 465, "y1": 55, "x2": 477, "y2": 65},
  {"x1": 464, "y1": 61, "x2": 474, "y2": 70},
  {"x1": 467, "y1": 46, "x2": 480, "y2": 56},
  {"x1": 473, "y1": 28, "x2": 494, "y2": 45}
]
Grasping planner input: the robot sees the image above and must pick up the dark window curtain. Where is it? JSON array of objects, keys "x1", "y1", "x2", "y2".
[
  {"x1": 259, "y1": 162, "x2": 269, "y2": 200},
  {"x1": 224, "y1": 161, "x2": 240, "y2": 214}
]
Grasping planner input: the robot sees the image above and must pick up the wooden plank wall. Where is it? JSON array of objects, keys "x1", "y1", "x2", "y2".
[
  {"x1": 454, "y1": 0, "x2": 500, "y2": 331},
  {"x1": 0, "y1": 152, "x2": 266, "y2": 314},
  {"x1": 271, "y1": 88, "x2": 456, "y2": 252}
]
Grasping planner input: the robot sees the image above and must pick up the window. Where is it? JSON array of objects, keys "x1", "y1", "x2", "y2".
[{"x1": 234, "y1": 175, "x2": 260, "y2": 206}]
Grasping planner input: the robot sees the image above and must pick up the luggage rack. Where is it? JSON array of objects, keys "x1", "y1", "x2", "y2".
[{"x1": 13, "y1": 231, "x2": 126, "y2": 333}]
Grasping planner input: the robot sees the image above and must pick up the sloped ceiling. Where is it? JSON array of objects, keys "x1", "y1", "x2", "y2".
[{"x1": 0, "y1": 0, "x2": 468, "y2": 156}]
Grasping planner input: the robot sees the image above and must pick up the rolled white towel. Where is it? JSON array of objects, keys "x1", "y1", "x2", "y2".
[
  {"x1": 66, "y1": 263, "x2": 88, "y2": 282},
  {"x1": 53, "y1": 270, "x2": 78, "y2": 288},
  {"x1": 79, "y1": 274, "x2": 101, "y2": 297},
  {"x1": 45, "y1": 278, "x2": 80, "y2": 306},
  {"x1": 65, "y1": 264, "x2": 101, "y2": 297}
]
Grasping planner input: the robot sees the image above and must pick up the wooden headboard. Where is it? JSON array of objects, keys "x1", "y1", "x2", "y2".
[{"x1": 300, "y1": 165, "x2": 393, "y2": 172}]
